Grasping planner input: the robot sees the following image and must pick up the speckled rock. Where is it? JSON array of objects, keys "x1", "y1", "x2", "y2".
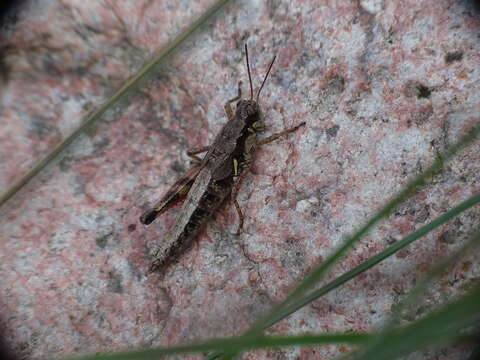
[{"x1": 0, "y1": 1, "x2": 479, "y2": 359}]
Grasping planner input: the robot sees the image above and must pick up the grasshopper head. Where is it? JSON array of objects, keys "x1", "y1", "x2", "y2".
[
  {"x1": 236, "y1": 99, "x2": 264, "y2": 131},
  {"x1": 239, "y1": 44, "x2": 274, "y2": 133}
]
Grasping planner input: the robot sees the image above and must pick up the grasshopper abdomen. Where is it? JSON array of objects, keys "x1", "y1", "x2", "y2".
[{"x1": 150, "y1": 177, "x2": 233, "y2": 271}]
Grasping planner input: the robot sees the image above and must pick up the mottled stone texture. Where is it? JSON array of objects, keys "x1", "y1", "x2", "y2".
[{"x1": 0, "y1": 1, "x2": 479, "y2": 359}]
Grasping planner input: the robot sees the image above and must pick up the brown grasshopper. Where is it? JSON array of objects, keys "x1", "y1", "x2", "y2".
[{"x1": 140, "y1": 44, "x2": 305, "y2": 272}]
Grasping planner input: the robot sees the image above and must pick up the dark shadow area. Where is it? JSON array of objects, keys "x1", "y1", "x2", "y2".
[
  {"x1": 0, "y1": 0, "x2": 25, "y2": 30},
  {"x1": 0, "y1": 330, "x2": 17, "y2": 360},
  {"x1": 462, "y1": 0, "x2": 480, "y2": 14}
]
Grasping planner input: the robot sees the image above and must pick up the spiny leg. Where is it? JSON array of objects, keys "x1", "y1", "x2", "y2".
[
  {"x1": 257, "y1": 122, "x2": 306, "y2": 146},
  {"x1": 187, "y1": 145, "x2": 210, "y2": 162},
  {"x1": 224, "y1": 81, "x2": 242, "y2": 119}
]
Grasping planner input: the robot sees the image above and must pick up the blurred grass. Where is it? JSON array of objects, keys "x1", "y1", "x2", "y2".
[
  {"x1": 67, "y1": 284, "x2": 480, "y2": 360},
  {"x1": 237, "y1": 191, "x2": 480, "y2": 335},
  {"x1": 65, "y1": 332, "x2": 371, "y2": 360}
]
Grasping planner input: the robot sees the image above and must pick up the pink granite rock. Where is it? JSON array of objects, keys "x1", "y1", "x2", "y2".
[{"x1": 0, "y1": 1, "x2": 479, "y2": 359}]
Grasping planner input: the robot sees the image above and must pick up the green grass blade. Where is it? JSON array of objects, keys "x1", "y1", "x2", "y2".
[
  {"x1": 254, "y1": 192, "x2": 480, "y2": 332},
  {"x1": 0, "y1": 0, "x2": 232, "y2": 208},
  {"x1": 247, "y1": 124, "x2": 480, "y2": 334},
  {"x1": 63, "y1": 332, "x2": 371, "y2": 360}
]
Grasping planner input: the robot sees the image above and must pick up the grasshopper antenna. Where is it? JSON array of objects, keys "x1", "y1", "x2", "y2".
[
  {"x1": 245, "y1": 44, "x2": 254, "y2": 100},
  {"x1": 256, "y1": 53, "x2": 276, "y2": 103}
]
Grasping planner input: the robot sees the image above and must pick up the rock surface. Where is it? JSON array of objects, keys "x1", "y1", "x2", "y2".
[{"x1": 0, "y1": 1, "x2": 479, "y2": 359}]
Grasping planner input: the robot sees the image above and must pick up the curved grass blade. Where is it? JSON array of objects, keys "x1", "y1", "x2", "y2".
[
  {"x1": 211, "y1": 192, "x2": 480, "y2": 360},
  {"x1": 208, "y1": 123, "x2": 480, "y2": 359},
  {"x1": 253, "y1": 192, "x2": 480, "y2": 333},
  {"x1": 253, "y1": 125, "x2": 480, "y2": 326},
  {"x1": 63, "y1": 332, "x2": 371, "y2": 360},
  {"x1": 0, "y1": 0, "x2": 232, "y2": 208}
]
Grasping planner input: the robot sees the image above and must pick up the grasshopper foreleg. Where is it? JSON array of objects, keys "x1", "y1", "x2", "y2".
[{"x1": 224, "y1": 81, "x2": 242, "y2": 119}]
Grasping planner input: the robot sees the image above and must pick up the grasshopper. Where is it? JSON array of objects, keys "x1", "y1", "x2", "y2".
[{"x1": 140, "y1": 44, "x2": 305, "y2": 272}]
